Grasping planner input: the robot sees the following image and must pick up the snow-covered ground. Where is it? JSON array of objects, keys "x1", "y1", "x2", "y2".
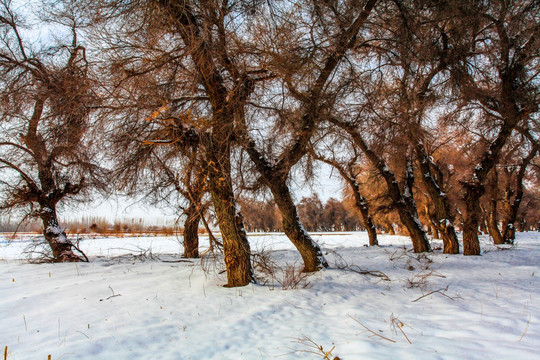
[{"x1": 1, "y1": 232, "x2": 538, "y2": 359}]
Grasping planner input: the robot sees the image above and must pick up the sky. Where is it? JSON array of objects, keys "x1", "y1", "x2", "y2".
[{"x1": 64, "y1": 163, "x2": 344, "y2": 224}]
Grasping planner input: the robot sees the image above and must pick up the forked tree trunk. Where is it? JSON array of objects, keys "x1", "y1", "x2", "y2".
[
  {"x1": 269, "y1": 181, "x2": 328, "y2": 272},
  {"x1": 39, "y1": 204, "x2": 83, "y2": 262},
  {"x1": 183, "y1": 204, "x2": 201, "y2": 258},
  {"x1": 206, "y1": 143, "x2": 254, "y2": 287}
]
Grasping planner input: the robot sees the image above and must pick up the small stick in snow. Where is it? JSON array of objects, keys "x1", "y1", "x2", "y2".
[
  {"x1": 390, "y1": 314, "x2": 412, "y2": 344},
  {"x1": 100, "y1": 285, "x2": 122, "y2": 301},
  {"x1": 518, "y1": 314, "x2": 531, "y2": 342},
  {"x1": 348, "y1": 314, "x2": 396, "y2": 343},
  {"x1": 4, "y1": 346, "x2": 7, "y2": 360},
  {"x1": 411, "y1": 286, "x2": 453, "y2": 302}
]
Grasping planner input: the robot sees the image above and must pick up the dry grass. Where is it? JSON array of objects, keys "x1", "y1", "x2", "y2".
[{"x1": 293, "y1": 336, "x2": 341, "y2": 360}]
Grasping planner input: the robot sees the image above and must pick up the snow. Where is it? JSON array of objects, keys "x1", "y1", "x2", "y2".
[
  {"x1": 1, "y1": 232, "x2": 539, "y2": 359},
  {"x1": 45, "y1": 224, "x2": 67, "y2": 243}
]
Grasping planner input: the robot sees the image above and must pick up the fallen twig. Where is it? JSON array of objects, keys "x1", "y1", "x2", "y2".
[
  {"x1": 348, "y1": 314, "x2": 396, "y2": 343},
  {"x1": 411, "y1": 286, "x2": 453, "y2": 302},
  {"x1": 518, "y1": 314, "x2": 531, "y2": 342},
  {"x1": 345, "y1": 265, "x2": 391, "y2": 281}
]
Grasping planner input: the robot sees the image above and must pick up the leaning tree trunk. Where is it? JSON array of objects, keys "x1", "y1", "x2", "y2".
[
  {"x1": 350, "y1": 182, "x2": 378, "y2": 246},
  {"x1": 315, "y1": 154, "x2": 379, "y2": 246},
  {"x1": 268, "y1": 179, "x2": 328, "y2": 272},
  {"x1": 39, "y1": 204, "x2": 83, "y2": 262},
  {"x1": 416, "y1": 142, "x2": 459, "y2": 254},
  {"x1": 183, "y1": 203, "x2": 201, "y2": 258},
  {"x1": 242, "y1": 140, "x2": 328, "y2": 272},
  {"x1": 206, "y1": 140, "x2": 254, "y2": 287}
]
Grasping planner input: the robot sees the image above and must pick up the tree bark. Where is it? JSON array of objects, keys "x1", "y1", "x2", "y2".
[
  {"x1": 267, "y1": 179, "x2": 328, "y2": 272},
  {"x1": 486, "y1": 170, "x2": 504, "y2": 244},
  {"x1": 313, "y1": 154, "x2": 378, "y2": 246},
  {"x1": 39, "y1": 204, "x2": 83, "y2": 262},
  {"x1": 206, "y1": 140, "x2": 254, "y2": 287},
  {"x1": 502, "y1": 147, "x2": 537, "y2": 243},
  {"x1": 462, "y1": 183, "x2": 484, "y2": 255},
  {"x1": 415, "y1": 142, "x2": 459, "y2": 253},
  {"x1": 183, "y1": 203, "x2": 200, "y2": 258},
  {"x1": 353, "y1": 189, "x2": 378, "y2": 246}
]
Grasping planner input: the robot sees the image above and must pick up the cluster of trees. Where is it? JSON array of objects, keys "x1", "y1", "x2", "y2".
[
  {"x1": 0, "y1": 0, "x2": 538, "y2": 286},
  {"x1": 239, "y1": 195, "x2": 366, "y2": 232}
]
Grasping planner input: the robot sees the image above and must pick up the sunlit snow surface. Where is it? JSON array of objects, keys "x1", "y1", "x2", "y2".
[{"x1": 1, "y1": 232, "x2": 539, "y2": 359}]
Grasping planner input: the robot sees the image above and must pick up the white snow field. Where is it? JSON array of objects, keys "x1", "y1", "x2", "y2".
[{"x1": 1, "y1": 232, "x2": 539, "y2": 360}]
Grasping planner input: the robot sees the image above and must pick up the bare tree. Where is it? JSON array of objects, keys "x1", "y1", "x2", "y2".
[
  {"x1": 0, "y1": 1, "x2": 107, "y2": 261},
  {"x1": 443, "y1": 0, "x2": 540, "y2": 255},
  {"x1": 91, "y1": 0, "x2": 281, "y2": 286},
  {"x1": 235, "y1": 0, "x2": 378, "y2": 270}
]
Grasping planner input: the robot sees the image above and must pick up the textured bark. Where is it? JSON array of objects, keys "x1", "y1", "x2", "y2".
[
  {"x1": 353, "y1": 191, "x2": 378, "y2": 246},
  {"x1": 207, "y1": 140, "x2": 254, "y2": 287},
  {"x1": 313, "y1": 154, "x2": 378, "y2": 246},
  {"x1": 416, "y1": 142, "x2": 459, "y2": 253},
  {"x1": 39, "y1": 205, "x2": 82, "y2": 262},
  {"x1": 462, "y1": 183, "x2": 484, "y2": 256},
  {"x1": 183, "y1": 204, "x2": 200, "y2": 258},
  {"x1": 486, "y1": 171, "x2": 504, "y2": 244},
  {"x1": 243, "y1": 141, "x2": 328, "y2": 271},
  {"x1": 268, "y1": 179, "x2": 328, "y2": 272}
]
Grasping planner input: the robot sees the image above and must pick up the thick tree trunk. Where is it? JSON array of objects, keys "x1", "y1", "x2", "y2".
[
  {"x1": 206, "y1": 141, "x2": 254, "y2": 287},
  {"x1": 39, "y1": 205, "x2": 83, "y2": 262},
  {"x1": 268, "y1": 180, "x2": 328, "y2": 272},
  {"x1": 183, "y1": 204, "x2": 200, "y2": 258},
  {"x1": 462, "y1": 183, "x2": 484, "y2": 255}
]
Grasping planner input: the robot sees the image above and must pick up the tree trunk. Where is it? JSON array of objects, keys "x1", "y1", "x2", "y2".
[
  {"x1": 383, "y1": 220, "x2": 396, "y2": 235},
  {"x1": 462, "y1": 183, "x2": 484, "y2": 255},
  {"x1": 242, "y1": 139, "x2": 328, "y2": 272},
  {"x1": 183, "y1": 204, "x2": 200, "y2": 258},
  {"x1": 484, "y1": 170, "x2": 503, "y2": 244},
  {"x1": 350, "y1": 183, "x2": 378, "y2": 246},
  {"x1": 502, "y1": 148, "x2": 537, "y2": 243},
  {"x1": 415, "y1": 142, "x2": 459, "y2": 253},
  {"x1": 268, "y1": 179, "x2": 328, "y2": 272},
  {"x1": 206, "y1": 142, "x2": 254, "y2": 287},
  {"x1": 431, "y1": 222, "x2": 440, "y2": 239},
  {"x1": 39, "y1": 204, "x2": 83, "y2": 262}
]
